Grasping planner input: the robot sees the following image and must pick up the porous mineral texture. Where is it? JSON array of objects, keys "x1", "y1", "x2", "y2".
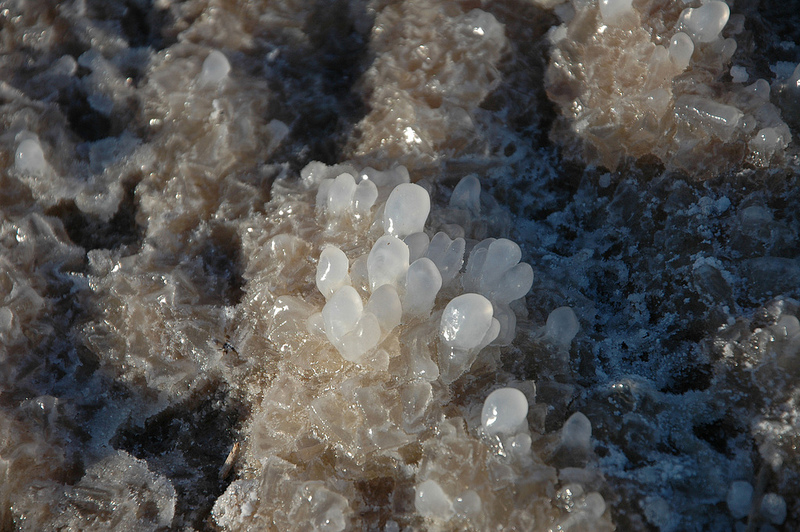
[{"x1": 1, "y1": 0, "x2": 800, "y2": 531}]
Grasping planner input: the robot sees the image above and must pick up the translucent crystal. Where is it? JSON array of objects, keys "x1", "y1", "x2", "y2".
[
  {"x1": 403, "y1": 258, "x2": 442, "y2": 318},
  {"x1": 198, "y1": 50, "x2": 231, "y2": 86},
  {"x1": 316, "y1": 246, "x2": 350, "y2": 299},
  {"x1": 415, "y1": 479, "x2": 454, "y2": 521},
  {"x1": 481, "y1": 387, "x2": 529, "y2": 436},
  {"x1": 599, "y1": 0, "x2": 633, "y2": 25},
  {"x1": 367, "y1": 235, "x2": 410, "y2": 291},
  {"x1": 680, "y1": 1, "x2": 730, "y2": 43},
  {"x1": 440, "y1": 293, "x2": 495, "y2": 350},
  {"x1": 15, "y1": 138, "x2": 47, "y2": 174},
  {"x1": 545, "y1": 307, "x2": 580, "y2": 346},
  {"x1": 726, "y1": 481, "x2": 753, "y2": 520},
  {"x1": 383, "y1": 183, "x2": 431, "y2": 237}
]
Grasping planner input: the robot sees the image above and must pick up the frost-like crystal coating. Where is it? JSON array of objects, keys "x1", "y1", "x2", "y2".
[
  {"x1": 15, "y1": 139, "x2": 47, "y2": 174},
  {"x1": 383, "y1": 183, "x2": 431, "y2": 237},
  {"x1": 198, "y1": 50, "x2": 231, "y2": 86},
  {"x1": 679, "y1": 1, "x2": 730, "y2": 43},
  {"x1": 367, "y1": 235, "x2": 410, "y2": 291},
  {"x1": 403, "y1": 258, "x2": 442, "y2": 318},
  {"x1": 545, "y1": 307, "x2": 580, "y2": 346},
  {"x1": 415, "y1": 479, "x2": 454, "y2": 521},
  {"x1": 440, "y1": 293, "x2": 495, "y2": 350},
  {"x1": 481, "y1": 387, "x2": 528, "y2": 436},
  {"x1": 316, "y1": 246, "x2": 350, "y2": 299}
]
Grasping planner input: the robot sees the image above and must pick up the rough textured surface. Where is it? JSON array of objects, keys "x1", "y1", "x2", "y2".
[{"x1": 1, "y1": 0, "x2": 800, "y2": 530}]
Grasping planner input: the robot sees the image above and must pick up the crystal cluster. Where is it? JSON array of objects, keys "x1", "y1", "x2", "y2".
[{"x1": 543, "y1": 0, "x2": 794, "y2": 176}]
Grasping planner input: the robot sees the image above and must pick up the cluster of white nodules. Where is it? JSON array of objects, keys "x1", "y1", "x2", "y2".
[
  {"x1": 198, "y1": 50, "x2": 231, "y2": 87},
  {"x1": 414, "y1": 480, "x2": 482, "y2": 523},
  {"x1": 15, "y1": 137, "x2": 48, "y2": 174},
  {"x1": 556, "y1": 484, "x2": 608, "y2": 530}
]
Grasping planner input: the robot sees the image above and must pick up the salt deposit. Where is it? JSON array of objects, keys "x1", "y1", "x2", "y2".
[{"x1": 481, "y1": 387, "x2": 529, "y2": 436}]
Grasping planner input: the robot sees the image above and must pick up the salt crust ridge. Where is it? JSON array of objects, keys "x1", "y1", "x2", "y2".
[{"x1": 543, "y1": 0, "x2": 794, "y2": 177}]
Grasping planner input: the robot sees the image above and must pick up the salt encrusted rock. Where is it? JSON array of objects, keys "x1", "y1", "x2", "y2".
[
  {"x1": 544, "y1": 0, "x2": 792, "y2": 176},
  {"x1": 346, "y1": 0, "x2": 508, "y2": 170}
]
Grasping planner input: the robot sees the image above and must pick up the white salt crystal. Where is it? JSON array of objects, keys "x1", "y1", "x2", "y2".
[
  {"x1": 668, "y1": 32, "x2": 694, "y2": 71},
  {"x1": 404, "y1": 232, "x2": 430, "y2": 263},
  {"x1": 316, "y1": 246, "x2": 350, "y2": 299},
  {"x1": 726, "y1": 480, "x2": 753, "y2": 520},
  {"x1": 462, "y1": 239, "x2": 492, "y2": 292},
  {"x1": 198, "y1": 50, "x2": 231, "y2": 86},
  {"x1": 365, "y1": 284, "x2": 402, "y2": 334},
  {"x1": 560, "y1": 412, "x2": 592, "y2": 453},
  {"x1": 440, "y1": 293, "x2": 495, "y2": 350},
  {"x1": 415, "y1": 479, "x2": 454, "y2": 521},
  {"x1": 581, "y1": 492, "x2": 607, "y2": 518},
  {"x1": 492, "y1": 262, "x2": 534, "y2": 304},
  {"x1": 403, "y1": 258, "x2": 442, "y2": 318},
  {"x1": 481, "y1": 387, "x2": 528, "y2": 436},
  {"x1": 745, "y1": 79, "x2": 771, "y2": 100},
  {"x1": 352, "y1": 178, "x2": 378, "y2": 216},
  {"x1": 322, "y1": 286, "x2": 363, "y2": 341},
  {"x1": 326, "y1": 173, "x2": 357, "y2": 216},
  {"x1": 480, "y1": 239, "x2": 522, "y2": 292},
  {"x1": 680, "y1": 1, "x2": 730, "y2": 44},
  {"x1": 507, "y1": 432, "x2": 532, "y2": 459},
  {"x1": 337, "y1": 312, "x2": 381, "y2": 363},
  {"x1": 383, "y1": 183, "x2": 430, "y2": 237},
  {"x1": 15, "y1": 138, "x2": 47, "y2": 174},
  {"x1": 425, "y1": 232, "x2": 465, "y2": 286},
  {"x1": 367, "y1": 235, "x2": 410, "y2": 291},
  {"x1": 545, "y1": 306, "x2": 580, "y2": 346},
  {"x1": 599, "y1": 0, "x2": 633, "y2": 26},
  {"x1": 730, "y1": 65, "x2": 748, "y2": 83},
  {"x1": 453, "y1": 490, "x2": 482, "y2": 517},
  {"x1": 449, "y1": 175, "x2": 481, "y2": 215},
  {"x1": 761, "y1": 493, "x2": 786, "y2": 525}
]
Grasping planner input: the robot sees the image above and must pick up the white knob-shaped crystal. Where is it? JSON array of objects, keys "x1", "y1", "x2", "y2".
[
  {"x1": 669, "y1": 32, "x2": 694, "y2": 71},
  {"x1": 599, "y1": 0, "x2": 633, "y2": 25},
  {"x1": 726, "y1": 481, "x2": 753, "y2": 520},
  {"x1": 316, "y1": 246, "x2": 350, "y2": 299},
  {"x1": 198, "y1": 50, "x2": 231, "y2": 86},
  {"x1": 403, "y1": 258, "x2": 442, "y2": 318},
  {"x1": 384, "y1": 183, "x2": 430, "y2": 237},
  {"x1": 353, "y1": 178, "x2": 378, "y2": 215},
  {"x1": 425, "y1": 232, "x2": 465, "y2": 286},
  {"x1": 415, "y1": 480, "x2": 454, "y2": 521},
  {"x1": 365, "y1": 284, "x2": 402, "y2": 334},
  {"x1": 545, "y1": 307, "x2": 580, "y2": 346},
  {"x1": 322, "y1": 286, "x2": 363, "y2": 341},
  {"x1": 481, "y1": 387, "x2": 528, "y2": 436},
  {"x1": 404, "y1": 232, "x2": 430, "y2": 263},
  {"x1": 440, "y1": 293, "x2": 495, "y2": 350},
  {"x1": 326, "y1": 173, "x2": 357, "y2": 216},
  {"x1": 367, "y1": 235, "x2": 410, "y2": 291},
  {"x1": 680, "y1": 1, "x2": 730, "y2": 43},
  {"x1": 15, "y1": 139, "x2": 47, "y2": 174},
  {"x1": 561, "y1": 412, "x2": 592, "y2": 453},
  {"x1": 449, "y1": 175, "x2": 481, "y2": 215}
]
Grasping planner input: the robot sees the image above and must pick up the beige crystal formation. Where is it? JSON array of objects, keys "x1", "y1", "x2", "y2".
[
  {"x1": 543, "y1": 0, "x2": 793, "y2": 176},
  {"x1": 347, "y1": 0, "x2": 507, "y2": 171},
  {"x1": 210, "y1": 161, "x2": 613, "y2": 531}
]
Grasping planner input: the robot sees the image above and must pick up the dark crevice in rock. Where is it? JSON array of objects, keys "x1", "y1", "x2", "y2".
[
  {"x1": 111, "y1": 388, "x2": 243, "y2": 531},
  {"x1": 45, "y1": 179, "x2": 142, "y2": 252}
]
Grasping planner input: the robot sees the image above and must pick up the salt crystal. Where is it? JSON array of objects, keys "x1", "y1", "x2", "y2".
[
  {"x1": 198, "y1": 50, "x2": 231, "y2": 86},
  {"x1": 449, "y1": 175, "x2": 481, "y2": 215},
  {"x1": 560, "y1": 412, "x2": 592, "y2": 453},
  {"x1": 440, "y1": 293, "x2": 495, "y2": 350},
  {"x1": 415, "y1": 479, "x2": 454, "y2": 521},
  {"x1": 680, "y1": 1, "x2": 730, "y2": 44},
  {"x1": 761, "y1": 493, "x2": 786, "y2": 525},
  {"x1": 453, "y1": 490, "x2": 482, "y2": 517},
  {"x1": 403, "y1": 258, "x2": 442, "y2": 318},
  {"x1": 730, "y1": 65, "x2": 748, "y2": 83},
  {"x1": 726, "y1": 480, "x2": 752, "y2": 520},
  {"x1": 367, "y1": 235, "x2": 410, "y2": 291},
  {"x1": 322, "y1": 286, "x2": 363, "y2": 341},
  {"x1": 425, "y1": 232, "x2": 465, "y2": 286},
  {"x1": 669, "y1": 32, "x2": 694, "y2": 71},
  {"x1": 599, "y1": 0, "x2": 633, "y2": 26},
  {"x1": 15, "y1": 138, "x2": 47, "y2": 174},
  {"x1": 383, "y1": 183, "x2": 430, "y2": 237},
  {"x1": 316, "y1": 246, "x2": 350, "y2": 299},
  {"x1": 404, "y1": 232, "x2": 430, "y2": 263},
  {"x1": 545, "y1": 307, "x2": 580, "y2": 346},
  {"x1": 493, "y1": 262, "x2": 534, "y2": 304},
  {"x1": 481, "y1": 387, "x2": 529, "y2": 436},
  {"x1": 352, "y1": 178, "x2": 378, "y2": 216},
  {"x1": 326, "y1": 173, "x2": 357, "y2": 216},
  {"x1": 365, "y1": 284, "x2": 402, "y2": 334}
]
